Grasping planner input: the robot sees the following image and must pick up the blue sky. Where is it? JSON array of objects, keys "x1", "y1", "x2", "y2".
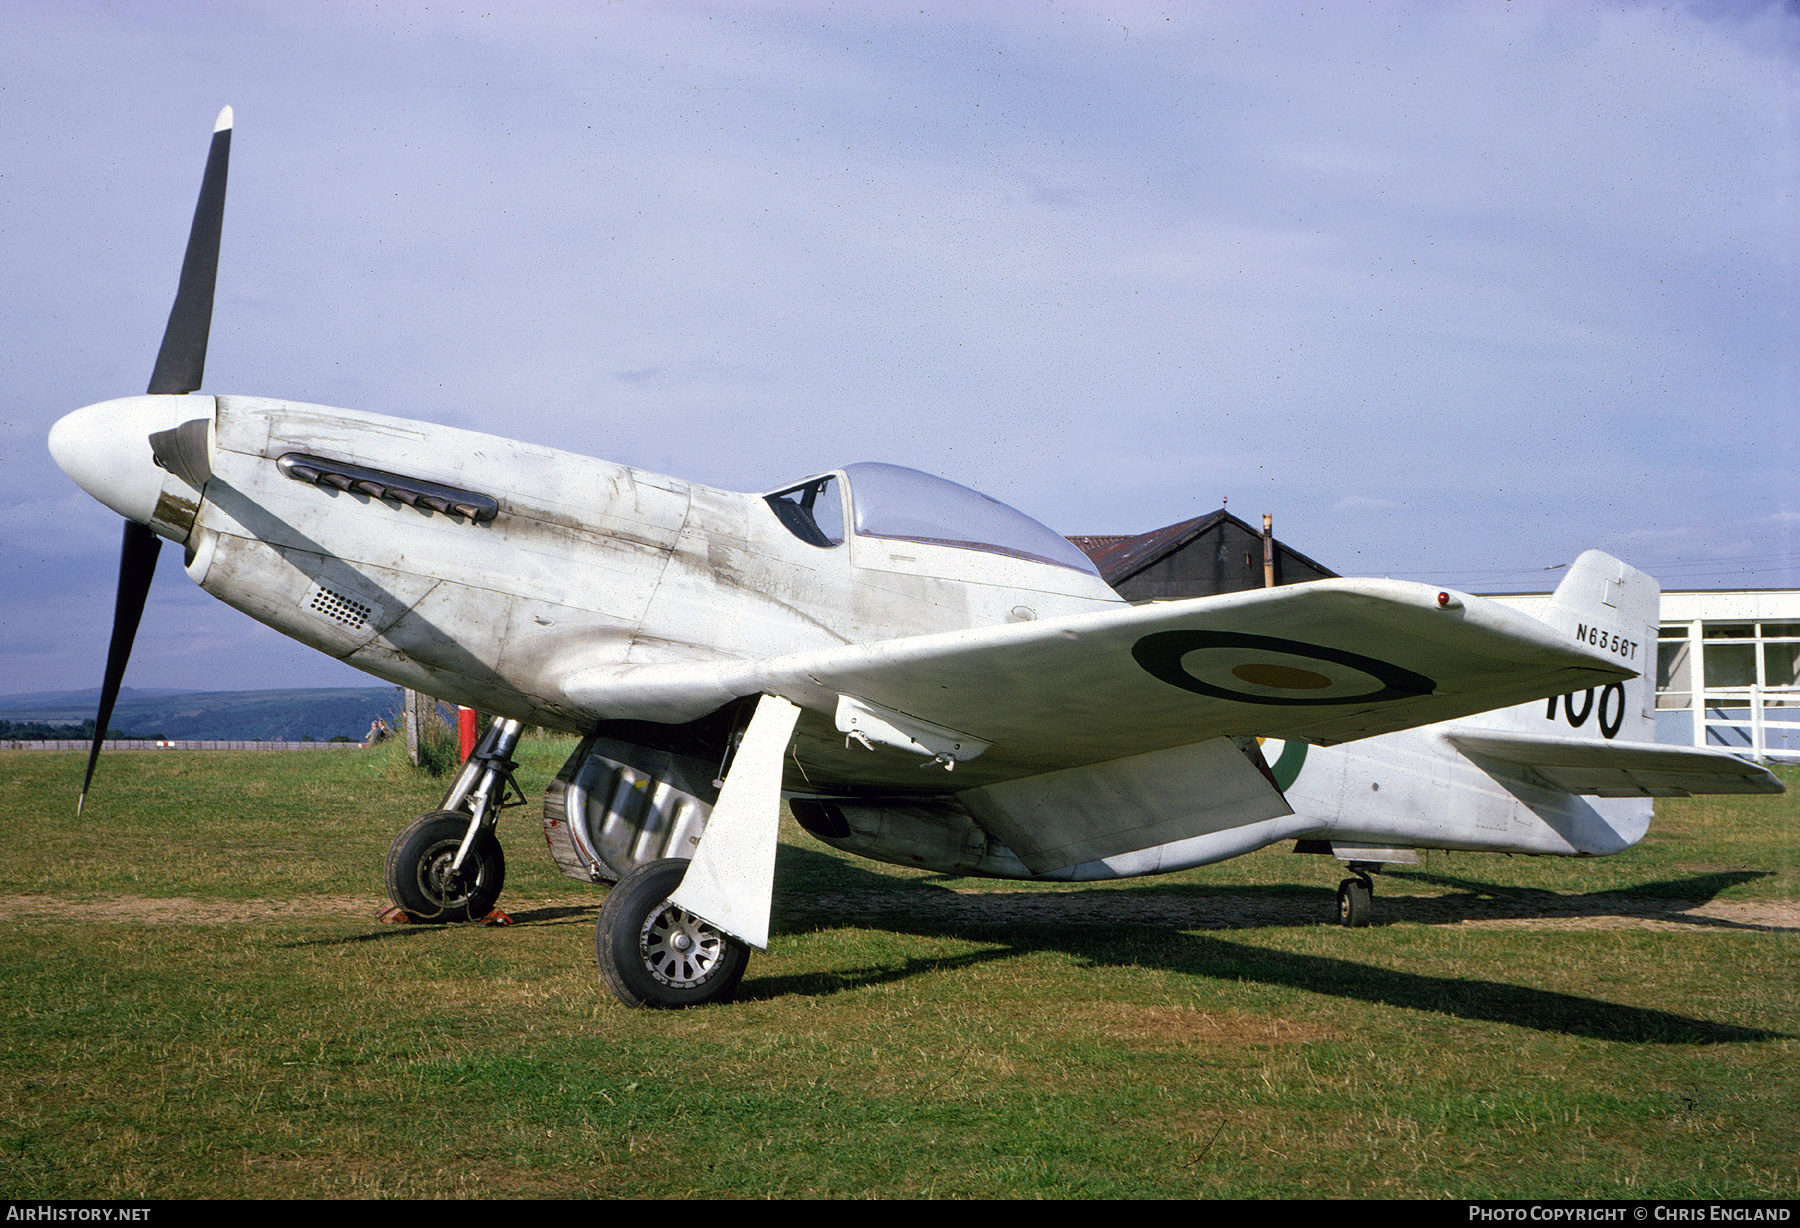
[{"x1": 4, "y1": 1, "x2": 1795, "y2": 692}]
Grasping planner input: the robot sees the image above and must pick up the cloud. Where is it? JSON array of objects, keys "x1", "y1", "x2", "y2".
[{"x1": 5, "y1": 0, "x2": 1794, "y2": 689}]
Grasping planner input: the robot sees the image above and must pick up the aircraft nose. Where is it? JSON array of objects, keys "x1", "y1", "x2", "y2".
[{"x1": 48, "y1": 394, "x2": 213, "y2": 525}]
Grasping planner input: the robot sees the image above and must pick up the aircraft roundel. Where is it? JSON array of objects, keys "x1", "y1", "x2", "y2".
[{"x1": 1131, "y1": 630, "x2": 1435, "y2": 706}]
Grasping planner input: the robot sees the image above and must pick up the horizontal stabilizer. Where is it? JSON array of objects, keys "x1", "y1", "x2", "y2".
[{"x1": 1448, "y1": 730, "x2": 1784, "y2": 798}]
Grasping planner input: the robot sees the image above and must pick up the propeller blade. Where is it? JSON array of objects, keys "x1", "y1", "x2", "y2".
[
  {"x1": 147, "y1": 106, "x2": 232, "y2": 396},
  {"x1": 78, "y1": 522, "x2": 163, "y2": 815},
  {"x1": 79, "y1": 107, "x2": 232, "y2": 812}
]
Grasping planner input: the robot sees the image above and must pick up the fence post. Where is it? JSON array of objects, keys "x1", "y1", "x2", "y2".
[{"x1": 404, "y1": 689, "x2": 422, "y2": 766}]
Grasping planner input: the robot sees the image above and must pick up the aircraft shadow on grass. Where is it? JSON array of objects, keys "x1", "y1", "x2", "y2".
[
  {"x1": 1381, "y1": 868, "x2": 1783, "y2": 932},
  {"x1": 743, "y1": 846, "x2": 1789, "y2": 1044},
  {"x1": 767, "y1": 845, "x2": 1790, "y2": 934},
  {"x1": 736, "y1": 934, "x2": 1785, "y2": 1045}
]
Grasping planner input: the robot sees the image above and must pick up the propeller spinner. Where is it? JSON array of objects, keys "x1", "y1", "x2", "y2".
[{"x1": 48, "y1": 106, "x2": 232, "y2": 813}]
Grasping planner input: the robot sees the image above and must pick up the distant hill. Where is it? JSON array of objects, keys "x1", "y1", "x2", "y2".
[
  {"x1": 0, "y1": 687, "x2": 204, "y2": 711},
  {"x1": 0, "y1": 687, "x2": 405, "y2": 743}
]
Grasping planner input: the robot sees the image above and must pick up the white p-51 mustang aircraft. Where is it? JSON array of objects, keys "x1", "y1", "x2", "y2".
[{"x1": 51, "y1": 111, "x2": 1781, "y2": 1007}]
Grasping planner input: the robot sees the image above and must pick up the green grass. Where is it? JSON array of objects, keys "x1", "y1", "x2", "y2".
[{"x1": 0, "y1": 748, "x2": 1792, "y2": 1198}]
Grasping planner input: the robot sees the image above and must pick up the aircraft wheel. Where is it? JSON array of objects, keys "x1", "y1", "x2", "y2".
[
  {"x1": 596, "y1": 858, "x2": 749, "y2": 1009},
  {"x1": 1336, "y1": 876, "x2": 1373, "y2": 928},
  {"x1": 384, "y1": 810, "x2": 506, "y2": 922}
]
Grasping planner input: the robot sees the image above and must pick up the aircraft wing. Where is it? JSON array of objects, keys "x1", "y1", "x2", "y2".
[
  {"x1": 1447, "y1": 730, "x2": 1784, "y2": 797},
  {"x1": 566, "y1": 578, "x2": 1636, "y2": 788}
]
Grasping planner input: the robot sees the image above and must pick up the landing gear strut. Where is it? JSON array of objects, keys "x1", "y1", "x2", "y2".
[
  {"x1": 384, "y1": 717, "x2": 526, "y2": 922},
  {"x1": 1336, "y1": 865, "x2": 1378, "y2": 928}
]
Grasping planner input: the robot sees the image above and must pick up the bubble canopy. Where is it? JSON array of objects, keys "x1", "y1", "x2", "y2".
[{"x1": 841, "y1": 462, "x2": 1100, "y2": 576}]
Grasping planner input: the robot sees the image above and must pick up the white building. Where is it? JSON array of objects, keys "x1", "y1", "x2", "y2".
[{"x1": 1652, "y1": 591, "x2": 1800, "y2": 762}]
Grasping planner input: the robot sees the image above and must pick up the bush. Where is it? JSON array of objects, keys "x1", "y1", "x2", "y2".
[{"x1": 413, "y1": 708, "x2": 463, "y2": 777}]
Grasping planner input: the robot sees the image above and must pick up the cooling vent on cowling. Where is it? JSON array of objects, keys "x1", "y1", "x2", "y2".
[{"x1": 306, "y1": 583, "x2": 377, "y2": 630}]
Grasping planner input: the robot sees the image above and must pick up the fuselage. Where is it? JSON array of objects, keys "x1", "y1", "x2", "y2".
[{"x1": 50, "y1": 393, "x2": 1124, "y2": 735}]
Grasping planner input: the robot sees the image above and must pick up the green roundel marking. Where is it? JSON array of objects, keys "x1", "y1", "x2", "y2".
[
  {"x1": 1271, "y1": 739, "x2": 1309, "y2": 791},
  {"x1": 1232, "y1": 663, "x2": 1333, "y2": 690}
]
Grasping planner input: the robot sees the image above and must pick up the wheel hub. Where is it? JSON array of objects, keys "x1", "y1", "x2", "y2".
[
  {"x1": 423, "y1": 848, "x2": 470, "y2": 905},
  {"x1": 640, "y1": 903, "x2": 726, "y2": 988}
]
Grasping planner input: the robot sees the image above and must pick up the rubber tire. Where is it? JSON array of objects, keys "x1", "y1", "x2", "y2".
[
  {"x1": 1337, "y1": 877, "x2": 1373, "y2": 928},
  {"x1": 596, "y1": 858, "x2": 749, "y2": 1009},
  {"x1": 384, "y1": 810, "x2": 506, "y2": 923}
]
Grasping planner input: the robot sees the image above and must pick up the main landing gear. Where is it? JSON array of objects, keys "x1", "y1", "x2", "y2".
[
  {"x1": 384, "y1": 717, "x2": 526, "y2": 922},
  {"x1": 595, "y1": 858, "x2": 749, "y2": 1008},
  {"x1": 1335, "y1": 865, "x2": 1378, "y2": 927}
]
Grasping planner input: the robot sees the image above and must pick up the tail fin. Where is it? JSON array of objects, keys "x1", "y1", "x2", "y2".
[
  {"x1": 1476, "y1": 550, "x2": 1659, "y2": 741},
  {"x1": 1537, "y1": 551, "x2": 1659, "y2": 743},
  {"x1": 1540, "y1": 551, "x2": 1660, "y2": 656}
]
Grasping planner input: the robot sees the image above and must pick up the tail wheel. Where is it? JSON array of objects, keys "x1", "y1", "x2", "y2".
[
  {"x1": 1336, "y1": 876, "x2": 1373, "y2": 928},
  {"x1": 596, "y1": 858, "x2": 749, "y2": 1008},
  {"x1": 384, "y1": 810, "x2": 506, "y2": 922}
]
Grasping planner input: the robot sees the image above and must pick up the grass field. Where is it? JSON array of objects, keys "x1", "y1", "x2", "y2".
[{"x1": 1, "y1": 739, "x2": 1793, "y2": 1199}]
